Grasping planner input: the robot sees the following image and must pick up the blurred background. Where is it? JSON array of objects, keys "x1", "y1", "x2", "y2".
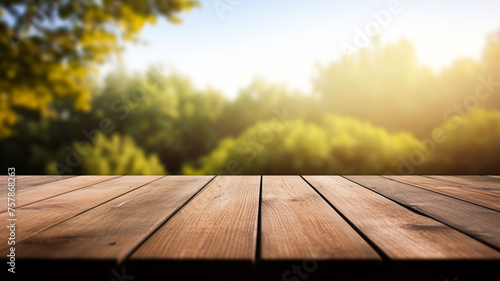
[{"x1": 1, "y1": 0, "x2": 500, "y2": 175}]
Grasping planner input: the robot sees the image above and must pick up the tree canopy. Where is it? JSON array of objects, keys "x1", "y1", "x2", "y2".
[
  {"x1": 0, "y1": 0, "x2": 198, "y2": 136},
  {"x1": 184, "y1": 115, "x2": 424, "y2": 175},
  {"x1": 1, "y1": 2, "x2": 500, "y2": 175}
]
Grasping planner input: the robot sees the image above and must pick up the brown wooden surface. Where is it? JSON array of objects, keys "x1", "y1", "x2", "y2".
[
  {"x1": 1, "y1": 175, "x2": 500, "y2": 280},
  {"x1": 3, "y1": 176, "x2": 213, "y2": 263},
  {"x1": 261, "y1": 176, "x2": 380, "y2": 260},
  {"x1": 0, "y1": 175, "x2": 118, "y2": 213},
  {"x1": 131, "y1": 176, "x2": 261, "y2": 260},
  {"x1": 345, "y1": 176, "x2": 500, "y2": 250},
  {"x1": 0, "y1": 175, "x2": 75, "y2": 195},
  {"x1": 0, "y1": 176, "x2": 161, "y2": 248},
  {"x1": 305, "y1": 176, "x2": 500, "y2": 259},
  {"x1": 386, "y1": 175, "x2": 500, "y2": 211},
  {"x1": 429, "y1": 175, "x2": 500, "y2": 191}
]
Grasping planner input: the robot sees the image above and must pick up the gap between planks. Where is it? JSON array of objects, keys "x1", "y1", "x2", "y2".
[
  {"x1": 0, "y1": 175, "x2": 120, "y2": 213},
  {"x1": 131, "y1": 176, "x2": 261, "y2": 261},
  {"x1": 386, "y1": 176, "x2": 500, "y2": 212},
  {"x1": 0, "y1": 176, "x2": 163, "y2": 250},
  {"x1": 3, "y1": 176, "x2": 214, "y2": 264},
  {"x1": 304, "y1": 176, "x2": 500, "y2": 260},
  {"x1": 345, "y1": 176, "x2": 500, "y2": 251},
  {"x1": 260, "y1": 176, "x2": 380, "y2": 261}
]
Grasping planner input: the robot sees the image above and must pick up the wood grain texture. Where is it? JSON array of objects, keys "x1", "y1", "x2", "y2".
[
  {"x1": 261, "y1": 176, "x2": 380, "y2": 260},
  {"x1": 0, "y1": 175, "x2": 118, "y2": 212},
  {"x1": 0, "y1": 176, "x2": 61, "y2": 195},
  {"x1": 429, "y1": 176, "x2": 500, "y2": 191},
  {"x1": 3, "y1": 176, "x2": 213, "y2": 262},
  {"x1": 0, "y1": 176, "x2": 79, "y2": 196},
  {"x1": 305, "y1": 176, "x2": 500, "y2": 260},
  {"x1": 0, "y1": 176, "x2": 162, "y2": 249},
  {"x1": 4, "y1": 176, "x2": 75, "y2": 193},
  {"x1": 345, "y1": 176, "x2": 500, "y2": 250},
  {"x1": 386, "y1": 176, "x2": 500, "y2": 211},
  {"x1": 483, "y1": 176, "x2": 500, "y2": 182},
  {"x1": 131, "y1": 176, "x2": 261, "y2": 260}
]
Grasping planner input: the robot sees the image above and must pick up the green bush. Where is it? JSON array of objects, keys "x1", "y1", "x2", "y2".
[
  {"x1": 92, "y1": 71, "x2": 226, "y2": 173},
  {"x1": 184, "y1": 115, "x2": 424, "y2": 174},
  {"x1": 48, "y1": 134, "x2": 166, "y2": 175},
  {"x1": 425, "y1": 109, "x2": 500, "y2": 174}
]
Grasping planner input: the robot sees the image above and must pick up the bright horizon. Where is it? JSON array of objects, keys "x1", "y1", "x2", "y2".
[{"x1": 103, "y1": 0, "x2": 500, "y2": 98}]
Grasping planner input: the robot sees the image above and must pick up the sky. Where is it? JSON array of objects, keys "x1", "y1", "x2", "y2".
[{"x1": 106, "y1": 0, "x2": 500, "y2": 98}]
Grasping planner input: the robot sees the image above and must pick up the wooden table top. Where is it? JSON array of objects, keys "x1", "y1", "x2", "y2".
[{"x1": 1, "y1": 175, "x2": 499, "y2": 281}]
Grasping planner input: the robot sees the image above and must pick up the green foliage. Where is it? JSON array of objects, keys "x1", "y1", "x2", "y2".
[
  {"x1": 0, "y1": 115, "x2": 90, "y2": 174},
  {"x1": 184, "y1": 115, "x2": 424, "y2": 175},
  {"x1": 91, "y1": 70, "x2": 227, "y2": 173},
  {"x1": 47, "y1": 134, "x2": 166, "y2": 175},
  {"x1": 215, "y1": 79, "x2": 320, "y2": 138},
  {"x1": 424, "y1": 109, "x2": 500, "y2": 174},
  {"x1": 482, "y1": 28, "x2": 500, "y2": 109},
  {"x1": 2, "y1": 11, "x2": 500, "y2": 175},
  {"x1": 314, "y1": 39, "x2": 488, "y2": 136},
  {"x1": 0, "y1": 0, "x2": 198, "y2": 136}
]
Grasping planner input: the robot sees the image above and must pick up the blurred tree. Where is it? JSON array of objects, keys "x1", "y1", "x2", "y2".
[
  {"x1": 47, "y1": 133, "x2": 166, "y2": 175},
  {"x1": 0, "y1": 0, "x2": 198, "y2": 136},
  {"x1": 2, "y1": 19, "x2": 500, "y2": 175},
  {"x1": 184, "y1": 115, "x2": 423, "y2": 175},
  {"x1": 215, "y1": 79, "x2": 320, "y2": 138},
  {"x1": 91, "y1": 70, "x2": 226, "y2": 173},
  {"x1": 315, "y1": 40, "x2": 416, "y2": 126},
  {"x1": 424, "y1": 109, "x2": 500, "y2": 174},
  {"x1": 0, "y1": 109, "x2": 92, "y2": 173},
  {"x1": 482, "y1": 28, "x2": 500, "y2": 109},
  {"x1": 483, "y1": 28, "x2": 500, "y2": 76},
  {"x1": 313, "y1": 39, "x2": 487, "y2": 137}
]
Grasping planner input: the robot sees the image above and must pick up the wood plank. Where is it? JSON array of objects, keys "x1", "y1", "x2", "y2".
[
  {"x1": 304, "y1": 176, "x2": 500, "y2": 259},
  {"x1": 260, "y1": 176, "x2": 380, "y2": 260},
  {"x1": 0, "y1": 175, "x2": 119, "y2": 212},
  {"x1": 18, "y1": 175, "x2": 76, "y2": 188},
  {"x1": 483, "y1": 176, "x2": 500, "y2": 182},
  {"x1": 2, "y1": 176, "x2": 213, "y2": 263},
  {"x1": 131, "y1": 176, "x2": 260, "y2": 260},
  {"x1": 345, "y1": 176, "x2": 500, "y2": 250},
  {"x1": 0, "y1": 176, "x2": 162, "y2": 248},
  {"x1": 0, "y1": 176, "x2": 76, "y2": 195},
  {"x1": 386, "y1": 176, "x2": 500, "y2": 211},
  {"x1": 429, "y1": 176, "x2": 500, "y2": 191}
]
